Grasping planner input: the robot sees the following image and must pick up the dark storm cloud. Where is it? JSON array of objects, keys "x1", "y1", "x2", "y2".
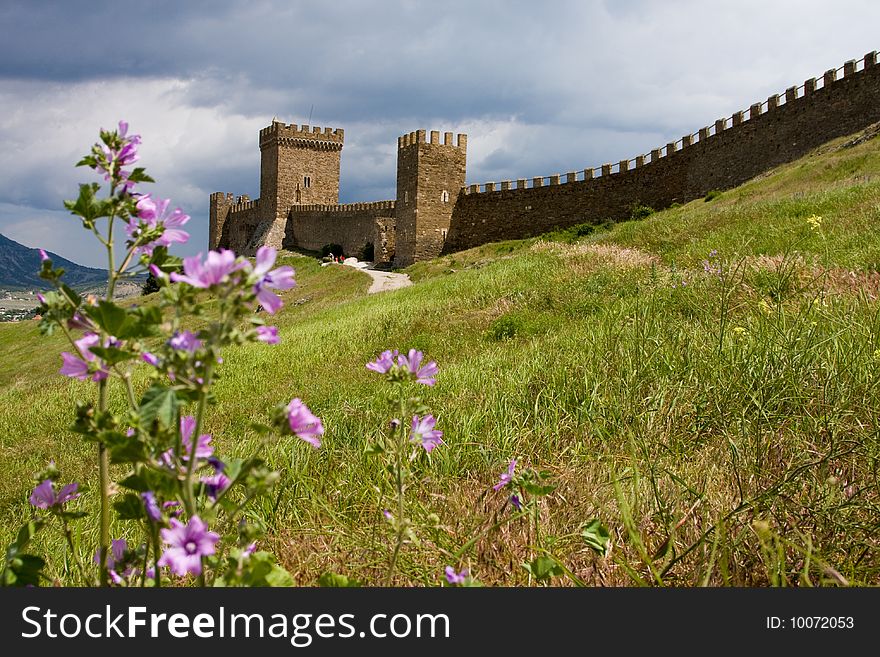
[{"x1": 1, "y1": 0, "x2": 878, "y2": 265}]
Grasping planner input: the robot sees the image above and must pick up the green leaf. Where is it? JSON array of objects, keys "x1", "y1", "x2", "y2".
[
  {"x1": 318, "y1": 571, "x2": 362, "y2": 587},
  {"x1": 113, "y1": 493, "x2": 145, "y2": 520},
  {"x1": 138, "y1": 385, "x2": 178, "y2": 430},
  {"x1": 521, "y1": 482, "x2": 556, "y2": 496},
  {"x1": 127, "y1": 167, "x2": 155, "y2": 184},
  {"x1": 89, "y1": 346, "x2": 134, "y2": 366},
  {"x1": 265, "y1": 564, "x2": 295, "y2": 587},
  {"x1": 522, "y1": 556, "x2": 564, "y2": 582},
  {"x1": 3, "y1": 554, "x2": 46, "y2": 587},
  {"x1": 87, "y1": 300, "x2": 128, "y2": 336},
  {"x1": 64, "y1": 182, "x2": 112, "y2": 224},
  {"x1": 581, "y1": 519, "x2": 612, "y2": 556}
]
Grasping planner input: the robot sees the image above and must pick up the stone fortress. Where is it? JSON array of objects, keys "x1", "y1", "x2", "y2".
[{"x1": 210, "y1": 50, "x2": 880, "y2": 267}]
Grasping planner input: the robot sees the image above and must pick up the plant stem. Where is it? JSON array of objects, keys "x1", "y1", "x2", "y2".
[
  {"x1": 97, "y1": 380, "x2": 111, "y2": 587},
  {"x1": 384, "y1": 392, "x2": 408, "y2": 586},
  {"x1": 60, "y1": 516, "x2": 89, "y2": 585}
]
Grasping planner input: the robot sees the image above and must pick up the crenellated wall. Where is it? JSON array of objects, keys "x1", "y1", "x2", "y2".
[
  {"x1": 444, "y1": 51, "x2": 880, "y2": 253},
  {"x1": 285, "y1": 200, "x2": 397, "y2": 262},
  {"x1": 212, "y1": 50, "x2": 880, "y2": 267}
]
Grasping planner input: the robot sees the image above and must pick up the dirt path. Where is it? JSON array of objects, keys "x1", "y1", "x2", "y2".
[{"x1": 337, "y1": 259, "x2": 412, "y2": 294}]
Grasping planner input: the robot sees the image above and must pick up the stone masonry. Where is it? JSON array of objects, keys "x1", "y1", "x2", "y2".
[{"x1": 210, "y1": 50, "x2": 880, "y2": 266}]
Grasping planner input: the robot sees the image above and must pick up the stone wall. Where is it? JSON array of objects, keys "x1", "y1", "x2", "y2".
[
  {"x1": 284, "y1": 201, "x2": 397, "y2": 262},
  {"x1": 444, "y1": 51, "x2": 880, "y2": 253},
  {"x1": 394, "y1": 130, "x2": 467, "y2": 266}
]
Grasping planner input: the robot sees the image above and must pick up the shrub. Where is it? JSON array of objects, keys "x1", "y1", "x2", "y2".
[
  {"x1": 629, "y1": 204, "x2": 655, "y2": 221},
  {"x1": 704, "y1": 189, "x2": 723, "y2": 202}
]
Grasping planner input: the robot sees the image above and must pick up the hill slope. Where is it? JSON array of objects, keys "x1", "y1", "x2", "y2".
[
  {"x1": 0, "y1": 232, "x2": 107, "y2": 290},
  {"x1": 2, "y1": 126, "x2": 880, "y2": 586}
]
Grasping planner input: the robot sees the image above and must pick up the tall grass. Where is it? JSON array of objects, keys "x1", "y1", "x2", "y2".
[{"x1": 3, "y1": 130, "x2": 880, "y2": 586}]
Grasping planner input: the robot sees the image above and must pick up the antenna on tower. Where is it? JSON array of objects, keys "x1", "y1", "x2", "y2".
[{"x1": 307, "y1": 104, "x2": 314, "y2": 126}]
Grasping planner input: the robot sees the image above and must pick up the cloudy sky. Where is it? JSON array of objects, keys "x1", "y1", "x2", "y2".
[{"x1": 1, "y1": 0, "x2": 878, "y2": 267}]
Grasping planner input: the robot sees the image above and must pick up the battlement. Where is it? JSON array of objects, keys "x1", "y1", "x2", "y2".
[
  {"x1": 292, "y1": 200, "x2": 396, "y2": 213},
  {"x1": 259, "y1": 120, "x2": 344, "y2": 150},
  {"x1": 397, "y1": 129, "x2": 467, "y2": 151},
  {"x1": 461, "y1": 50, "x2": 878, "y2": 194}
]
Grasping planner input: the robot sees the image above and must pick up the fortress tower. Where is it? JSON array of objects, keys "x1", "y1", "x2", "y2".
[{"x1": 394, "y1": 129, "x2": 467, "y2": 266}]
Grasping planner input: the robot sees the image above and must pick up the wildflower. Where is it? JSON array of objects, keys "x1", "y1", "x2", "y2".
[
  {"x1": 445, "y1": 566, "x2": 468, "y2": 585},
  {"x1": 250, "y1": 246, "x2": 296, "y2": 315},
  {"x1": 171, "y1": 249, "x2": 244, "y2": 288},
  {"x1": 366, "y1": 349, "x2": 399, "y2": 374},
  {"x1": 180, "y1": 415, "x2": 213, "y2": 462},
  {"x1": 709, "y1": 249, "x2": 718, "y2": 258},
  {"x1": 39, "y1": 249, "x2": 49, "y2": 262},
  {"x1": 201, "y1": 473, "x2": 231, "y2": 501},
  {"x1": 127, "y1": 195, "x2": 190, "y2": 255},
  {"x1": 29, "y1": 479, "x2": 80, "y2": 509},
  {"x1": 67, "y1": 311, "x2": 94, "y2": 331},
  {"x1": 807, "y1": 214, "x2": 823, "y2": 232},
  {"x1": 410, "y1": 414, "x2": 443, "y2": 452},
  {"x1": 382, "y1": 509, "x2": 393, "y2": 521},
  {"x1": 95, "y1": 121, "x2": 142, "y2": 191},
  {"x1": 59, "y1": 332, "x2": 110, "y2": 381},
  {"x1": 287, "y1": 398, "x2": 324, "y2": 448},
  {"x1": 157, "y1": 516, "x2": 219, "y2": 577},
  {"x1": 510, "y1": 494, "x2": 523, "y2": 510},
  {"x1": 142, "y1": 352, "x2": 160, "y2": 367},
  {"x1": 493, "y1": 459, "x2": 516, "y2": 491},
  {"x1": 254, "y1": 325, "x2": 279, "y2": 344},
  {"x1": 759, "y1": 299, "x2": 773, "y2": 315},
  {"x1": 167, "y1": 330, "x2": 202, "y2": 353},
  {"x1": 398, "y1": 349, "x2": 438, "y2": 385},
  {"x1": 94, "y1": 539, "x2": 133, "y2": 584},
  {"x1": 141, "y1": 491, "x2": 161, "y2": 522},
  {"x1": 732, "y1": 326, "x2": 747, "y2": 337}
]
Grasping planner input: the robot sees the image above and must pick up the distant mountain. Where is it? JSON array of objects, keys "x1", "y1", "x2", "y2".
[{"x1": 0, "y1": 233, "x2": 108, "y2": 290}]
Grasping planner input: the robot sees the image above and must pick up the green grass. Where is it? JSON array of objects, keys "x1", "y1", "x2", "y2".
[{"x1": 4, "y1": 128, "x2": 880, "y2": 586}]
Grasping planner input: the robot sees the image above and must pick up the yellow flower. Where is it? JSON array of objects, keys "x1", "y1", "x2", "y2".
[
  {"x1": 873, "y1": 349, "x2": 880, "y2": 363},
  {"x1": 806, "y1": 215, "x2": 823, "y2": 232},
  {"x1": 732, "y1": 326, "x2": 747, "y2": 336},
  {"x1": 759, "y1": 299, "x2": 773, "y2": 315}
]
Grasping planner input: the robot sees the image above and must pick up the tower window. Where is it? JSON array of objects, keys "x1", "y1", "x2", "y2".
[
  {"x1": 441, "y1": 190, "x2": 449, "y2": 203},
  {"x1": 303, "y1": 176, "x2": 311, "y2": 188},
  {"x1": 404, "y1": 191, "x2": 409, "y2": 203}
]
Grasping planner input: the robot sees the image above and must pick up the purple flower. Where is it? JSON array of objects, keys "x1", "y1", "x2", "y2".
[
  {"x1": 157, "y1": 516, "x2": 219, "y2": 577},
  {"x1": 242, "y1": 542, "x2": 257, "y2": 557},
  {"x1": 142, "y1": 352, "x2": 159, "y2": 367},
  {"x1": 399, "y1": 349, "x2": 438, "y2": 385},
  {"x1": 66, "y1": 311, "x2": 94, "y2": 331},
  {"x1": 255, "y1": 325, "x2": 279, "y2": 344},
  {"x1": 287, "y1": 398, "x2": 323, "y2": 448},
  {"x1": 59, "y1": 332, "x2": 109, "y2": 381},
  {"x1": 366, "y1": 349, "x2": 399, "y2": 374},
  {"x1": 141, "y1": 491, "x2": 161, "y2": 522},
  {"x1": 410, "y1": 415, "x2": 443, "y2": 452},
  {"x1": 94, "y1": 538, "x2": 133, "y2": 585},
  {"x1": 163, "y1": 501, "x2": 183, "y2": 518},
  {"x1": 167, "y1": 330, "x2": 202, "y2": 353},
  {"x1": 510, "y1": 494, "x2": 522, "y2": 510},
  {"x1": 180, "y1": 415, "x2": 213, "y2": 462},
  {"x1": 444, "y1": 566, "x2": 468, "y2": 585},
  {"x1": 201, "y1": 473, "x2": 231, "y2": 501},
  {"x1": 171, "y1": 249, "x2": 244, "y2": 288},
  {"x1": 493, "y1": 459, "x2": 517, "y2": 491},
  {"x1": 250, "y1": 246, "x2": 296, "y2": 315},
  {"x1": 39, "y1": 249, "x2": 49, "y2": 262},
  {"x1": 96, "y1": 121, "x2": 142, "y2": 191},
  {"x1": 382, "y1": 509, "x2": 393, "y2": 521},
  {"x1": 127, "y1": 195, "x2": 190, "y2": 255},
  {"x1": 29, "y1": 479, "x2": 80, "y2": 509}
]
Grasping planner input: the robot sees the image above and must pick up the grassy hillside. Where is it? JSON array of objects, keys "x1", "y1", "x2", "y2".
[{"x1": 3, "y1": 127, "x2": 880, "y2": 586}]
